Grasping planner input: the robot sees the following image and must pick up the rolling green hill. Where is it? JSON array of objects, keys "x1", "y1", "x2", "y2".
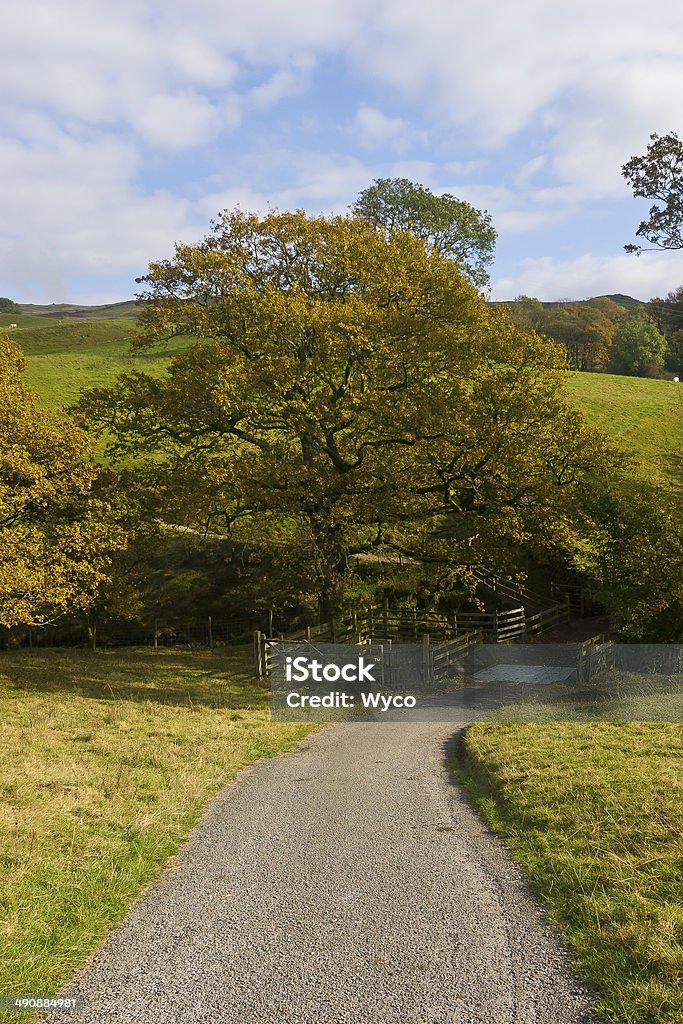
[
  {"x1": 17, "y1": 299, "x2": 142, "y2": 319},
  {"x1": 1, "y1": 315, "x2": 186, "y2": 410},
  {"x1": 567, "y1": 371, "x2": 682, "y2": 490},
  {"x1": 3, "y1": 314, "x2": 681, "y2": 490}
]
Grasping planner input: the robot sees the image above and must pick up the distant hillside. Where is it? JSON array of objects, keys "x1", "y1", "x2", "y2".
[
  {"x1": 538, "y1": 294, "x2": 645, "y2": 311},
  {"x1": 492, "y1": 293, "x2": 645, "y2": 310},
  {"x1": 4, "y1": 307, "x2": 679, "y2": 491},
  {"x1": 2, "y1": 315, "x2": 187, "y2": 411},
  {"x1": 18, "y1": 300, "x2": 142, "y2": 320},
  {"x1": 20, "y1": 294, "x2": 645, "y2": 319},
  {"x1": 596, "y1": 293, "x2": 645, "y2": 309}
]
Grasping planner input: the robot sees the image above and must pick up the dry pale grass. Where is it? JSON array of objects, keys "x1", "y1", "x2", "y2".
[{"x1": 0, "y1": 647, "x2": 315, "y2": 1022}]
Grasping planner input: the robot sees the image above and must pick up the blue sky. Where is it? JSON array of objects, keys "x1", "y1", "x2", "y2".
[{"x1": 2, "y1": 0, "x2": 683, "y2": 303}]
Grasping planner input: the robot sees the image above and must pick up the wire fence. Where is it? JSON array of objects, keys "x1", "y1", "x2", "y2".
[{"x1": 1, "y1": 617, "x2": 255, "y2": 651}]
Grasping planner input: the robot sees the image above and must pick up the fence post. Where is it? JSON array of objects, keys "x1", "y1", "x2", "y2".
[
  {"x1": 422, "y1": 632, "x2": 431, "y2": 684},
  {"x1": 493, "y1": 610, "x2": 499, "y2": 643},
  {"x1": 154, "y1": 619, "x2": 159, "y2": 649},
  {"x1": 267, "y1": 608, "x2": 274, "y2": 637},
  {"x1": 253, "y1": 630, "x2": 263, "y2": 678}
]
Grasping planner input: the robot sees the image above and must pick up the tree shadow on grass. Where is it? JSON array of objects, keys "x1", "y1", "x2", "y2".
[
  {"x1": 661, "y1": 451, "x2": 683, "y2": 494},
  {"x1": 0, "y1": 646, "x2": 270, "y2": 711}
]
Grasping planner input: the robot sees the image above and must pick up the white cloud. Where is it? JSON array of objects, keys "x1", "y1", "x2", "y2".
[
  {"x1": 132, "y1": 93, "x2": 224, "y2": 150},
  {"x1": 349, "y1": 0, "x2": 683, "y2": 201},
  {"x1": 444, "y1": 159, "x2": 488, "y2": 178},
  {"x1": 2, "y1": 0, "x2": 683, "y2": 300},
  {"x1": 493, "y1": 251, "x2": 683, "y2": 303},
  {"x1": 198, "y1": 150, "x2": 375, "y2": 217},
  {"x1": 269, "y1": 152, "x2": 373, "y2": 209},
  {"x1": 416, "y1": 181, "x2": 569, "y2": 235},
  {"x1": 0, "y1": 127, "x2": 203, "y2": 299},
  {"x1": 354, "y1": 105, "x2": 409, "y2": 149},
  {"x1": 248, "y1": 54, "x2": 315, "y2": 110},
  {"x1": 515, "y1": 156, "x2": 547, "y2": 187},
  {"x1": 196, "y1": 186, "x2": 273, "y2": 218}
]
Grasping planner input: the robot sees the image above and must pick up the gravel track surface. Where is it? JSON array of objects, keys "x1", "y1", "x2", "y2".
[{"x1": 48, "y1": 722, "x2": 596, "y2": 1023}]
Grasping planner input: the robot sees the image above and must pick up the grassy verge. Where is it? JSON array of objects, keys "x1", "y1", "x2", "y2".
[
  {"x1": 478, "y1": 668, "x2": 683, "y2": 722},
  {"x1": 0, "y1": 647, "x2": 316, "y2": 1022},
  {"x1": 456, "y1": 721, "x2": 683, "y2": 1024}
]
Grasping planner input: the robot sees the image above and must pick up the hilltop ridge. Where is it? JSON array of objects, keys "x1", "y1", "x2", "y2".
[
  {"x1": 18, "y1": 299, "x2": 142, "y2": 319},
  {"x1": 16, "y1": 294, "x2": 647, "y2": 321}
]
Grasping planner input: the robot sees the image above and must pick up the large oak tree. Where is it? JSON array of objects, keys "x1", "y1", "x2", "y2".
[{"x1": 78, "y1": 210, "x2": 618, "y2": 613}]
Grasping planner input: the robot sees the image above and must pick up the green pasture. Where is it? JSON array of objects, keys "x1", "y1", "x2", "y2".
[
  {"x1": 567, "y1": 371, "x2": 683, "y2": 490},
  {"x1": 3, "y1": 316, "x2": 680, "y2": 489},
  {"x1": 0, "y1": 316, "x2": 187, "y2": 410}
]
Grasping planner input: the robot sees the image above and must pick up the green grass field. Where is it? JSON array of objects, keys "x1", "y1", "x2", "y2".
[
  {"x1": 457, "y1": 722, "x2": 683, "y2": 1024},
  {"x1": 3, "y1": 315, "x2": 680, "y2": 488},
  {"x1": 0, "y1": 648, "x2": 315, "y2": 1023},
  {"x1": 0, "y1": 315, "x2": 189, "y2": 411},
  {"x1": 567, "y1": 371, "x2": 683, "y2": 490}
]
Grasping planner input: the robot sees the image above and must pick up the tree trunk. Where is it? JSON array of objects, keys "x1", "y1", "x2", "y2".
[
  {"x1": 310, "y1": 516, "x2": 348, "y2": 619},
  {"x1": 85, "y1": 610, "x2": 97, "y2": 652}
]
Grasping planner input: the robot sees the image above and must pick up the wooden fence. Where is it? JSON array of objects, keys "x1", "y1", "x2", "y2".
[
  {"x1": 279, "y1": 594, "x2": 569, "y2": 645},
  {"x1": 576, "y1": 635, "x2": 616, "y2": 684},
  {"x1": 431, "y1": 631, "x2": 481, "y2": 680},
  {"x1": 550, "y1": 581, "x2": 604, "y2": 617},
  {"x1": 253, "y1": 628, "x2": 481, "y2": 682},
  {"x1": 253, "y1": 580, "x2": 572, "y2": 678}
]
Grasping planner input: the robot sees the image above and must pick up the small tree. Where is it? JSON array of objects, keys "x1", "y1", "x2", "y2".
[
  {"x1": 0, "y1": 297, "x2": 20, "y2": 313},
  {"x1": 648, "y1": 286, "x2": 683, "y2": 374},
  {"x1": 608, "y1": 314, "x2": 668, "y2": 376},
  {"x1": 543, "y1": 305, "x2": 616, "y2": 371},
  {"x1": 623, "y1": 132, "x2": 683, "y2": 253},
  {"x1": 578, "y1": 477, "x2": 683, "y2": 640},
  {"x1": 353, "y1": 177, "x2": 496, "y2": 288},
  {"x1": 507, "y1": 295, "x2": 546, "y2": 333}
]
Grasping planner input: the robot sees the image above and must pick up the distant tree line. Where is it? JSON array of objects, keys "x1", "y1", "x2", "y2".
[{"x1": 506, "y1": 294, "x2": 680, "y2": 377}]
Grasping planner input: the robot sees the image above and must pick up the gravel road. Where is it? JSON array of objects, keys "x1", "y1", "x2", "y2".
[{"x1": 49, "y1": 722, "x2": 596, "y2": 1024}]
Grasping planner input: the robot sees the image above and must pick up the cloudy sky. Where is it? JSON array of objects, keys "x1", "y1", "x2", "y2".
[{"x1": 3, "y1": 0, "x2": 683, "y2": 303}]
